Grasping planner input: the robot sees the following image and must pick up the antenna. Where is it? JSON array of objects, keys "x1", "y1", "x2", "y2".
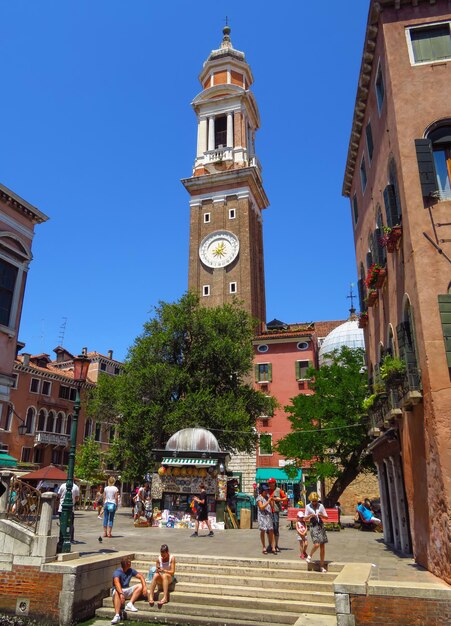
[
  {"x1": 58, "y1": 317, "x2": 68, "y2": 346},
  {"x1": 347, "y1": 283, "x2": 357, "y2": 317}
]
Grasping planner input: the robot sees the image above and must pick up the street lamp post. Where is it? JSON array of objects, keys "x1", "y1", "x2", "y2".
[{"x1": 57, "y1": 354, "x2": 90, "y2": 553}]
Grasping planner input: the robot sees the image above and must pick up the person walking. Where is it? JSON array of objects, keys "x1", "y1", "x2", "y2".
[
  {"x1": 304, "y1": 492, "x2": 328, "y2": 572},
  {"x1": 256, "y1": 484, "x2": 276, "y2": 554},
  {"x1": 267, "y1": 477, "x2": 287, "y2": 552},
  {"x1": 57, "y1": 481, "x2": 80, "y2": 543},
  {"x1": 191, "y1": 484, "x2": 214, "y2": 537},
  {"x1": 148, "y1": 544, "x2": 176, "y2": 607},
  {"x1": 95, "y1": 485, "x2": 104, "y2": 519},
  {"x1": 103, "y1": 476, "x2": 119, "y2": 538},
  {"x1": 295, "y1": 510, "x2": 308, "y2": 559}
]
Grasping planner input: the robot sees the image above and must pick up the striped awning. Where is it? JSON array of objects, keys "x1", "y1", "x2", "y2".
[{"x1": 162, "y1": 457, "x2": 217, "y2": 467}]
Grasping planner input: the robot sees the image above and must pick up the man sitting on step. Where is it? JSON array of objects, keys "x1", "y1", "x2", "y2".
[{"x1": 111, "y1": 558, "x2": 148, "y2": 624}]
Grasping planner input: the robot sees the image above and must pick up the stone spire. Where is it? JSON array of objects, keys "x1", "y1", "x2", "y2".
[{"x1": 220, "y1": 24, "x2": 233, "y2": 50}]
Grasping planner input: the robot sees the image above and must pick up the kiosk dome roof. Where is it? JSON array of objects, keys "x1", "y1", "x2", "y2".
[
  {"x1": 165, "y1": 428, "x2": 221, "y2": 452},
  {"x1": 319, "y1": 320, "x2": 365, "y2": 365}
]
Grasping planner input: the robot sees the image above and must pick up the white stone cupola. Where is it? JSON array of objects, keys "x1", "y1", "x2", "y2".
[{"x1": 192, "y1": 26, "x2": 261, "y2": 176}]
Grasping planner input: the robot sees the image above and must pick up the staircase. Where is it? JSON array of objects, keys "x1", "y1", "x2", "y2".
[{"x1": 95, "y1": 553, "x2": 339, "y2": 626}]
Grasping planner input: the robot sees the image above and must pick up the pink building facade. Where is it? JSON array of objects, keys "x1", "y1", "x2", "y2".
[
  {"x1": 0, "y1": 184, "x2": 47, "y2": 432},
  {"x1": 343, "y1": 0, "x2": 451, "y2": 582}
]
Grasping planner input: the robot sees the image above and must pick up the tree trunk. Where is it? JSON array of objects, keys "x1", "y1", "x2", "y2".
[{"x1": 323, "y1": 458, "x2": 362, "y2": 507}]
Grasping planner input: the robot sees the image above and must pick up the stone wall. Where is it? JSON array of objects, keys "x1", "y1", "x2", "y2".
[
  {"x1": 327, "y1": 473, "x2": 380, "y2": 516},
  {"x1": 227, "y1": 451, "x2": 256, "y2": 495}
]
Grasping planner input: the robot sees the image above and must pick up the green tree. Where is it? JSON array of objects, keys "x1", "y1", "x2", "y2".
[
  {"x1": 88, "y1": 292, "x2": 275, "y2": 481},
  {"x1": 74, "y1": 436, "x2": 104, "y2": 504},
  {"x1": 277, "y1": 346, "x2": 373, "y2": 506}
]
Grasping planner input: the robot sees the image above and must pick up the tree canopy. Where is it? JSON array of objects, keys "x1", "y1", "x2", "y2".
[
  {"x1": 88, "y1": 292, "x2": 275, "y2": 480},
  {"x1": 276, "y1": 346, "x2": 373, "y2": 506}
]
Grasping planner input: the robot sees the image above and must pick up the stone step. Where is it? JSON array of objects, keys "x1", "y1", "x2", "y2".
[
  {"x1": 134, "y1": 553, "x2": 344, "y2": 573},
  {"x1": 134, "y1": 560, "x2": 338, "y2": 582},
  {"x1": 96, "y1": 605, "x2": 286, "y2": 626},
  {"x1": 99, "y1": 596, "x2": 335, "y2": 622},
  {"x1": 172, "y1": 581, "x2": 333, "y2": 604},
  {"x1": 295, "y1": 614, "x2": 337, "y2": 626},
  {"x1": 169, "y1": 572, "x2": 334, "y2": 592}
]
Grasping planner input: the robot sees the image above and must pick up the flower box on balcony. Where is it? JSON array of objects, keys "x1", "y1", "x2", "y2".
[
  {"x1": 381, "y1": 225, "x2": 402, "y2": 253},
  {"x1": 366, "y1": 290, "x2": 378, "y2": 307},
  {"x1": 375, "y1": 268, "x2": 387, "y2": 289},
  {"x1": 358, "y1": 312, "x2": 368, "y2": 328}
]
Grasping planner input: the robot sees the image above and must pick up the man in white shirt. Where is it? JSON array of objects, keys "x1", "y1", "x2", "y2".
[{"x1": 58, "y1": 482, "x2": 80, "y2": 543}]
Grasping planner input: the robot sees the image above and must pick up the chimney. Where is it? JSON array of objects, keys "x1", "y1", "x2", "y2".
[
  {"x1": 108, "y1": 350, "x2": 113, "y2": 359},
  {"x1": 22, "y1": 353, "x2": 31, "y2": 366},
  {"x1": 82, "y1": 347, "x2": 87, "y2": 356}
]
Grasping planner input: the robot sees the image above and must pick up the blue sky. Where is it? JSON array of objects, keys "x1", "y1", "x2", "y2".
[{"x1": 1, "y1": 1, "x2": 369, "y2": 362}]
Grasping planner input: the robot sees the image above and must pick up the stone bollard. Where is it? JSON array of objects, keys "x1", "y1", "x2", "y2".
[
  {"x1": 38, "y1": 492, "x2": 57, "y2": 536},
  {"x1": 0, "y1": 471, "x2": 13, "y2": 516}
]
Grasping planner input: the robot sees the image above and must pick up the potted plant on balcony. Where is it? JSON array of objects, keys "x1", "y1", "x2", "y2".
[
  {"x1": 365, "y1": 263, "x2": 387, "y2": 291},
  {"x1": 366, "y1": 289, "x2": 378, "y2": 307},
  {"x1": 380, "y1": 225, "x2": 402, "y2": 253},
  {"x1": 380, "y1": 355, "x2": 406, "y2": 387},
  {"x1": 358, "y1": 311, "x2": 368, "y2": 328},
  {"x1": 362, "y1": 393, "x2": 378, "y2": 413}
]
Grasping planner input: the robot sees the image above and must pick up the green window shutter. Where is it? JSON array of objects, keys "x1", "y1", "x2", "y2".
[
  {"x1": 254, "y1": 364, "x2": 259, "y2": 382},
  {"x1": 268, "y1": 363, "x2": 272, "y2": 382},
  {"x1": 438, "y1": 295, "x2": 451, "y2": 367},
  {"x1": 295, "y1": 361, "x2": 301, "y2": 379}
]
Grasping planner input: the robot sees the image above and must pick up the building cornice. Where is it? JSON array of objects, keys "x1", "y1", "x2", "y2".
[
  {"x1": 342, "y1": 0, "x2": 439, "y2": 197},
  {"x1": 13, "y1": 362, "x2": 94, "y2": 388},
  {"x1": 181, "y1": 166, "x2": 269, "y2": 211},
  {"x1": 0, "y1": 183, "x2": 48, "y2": 224}
]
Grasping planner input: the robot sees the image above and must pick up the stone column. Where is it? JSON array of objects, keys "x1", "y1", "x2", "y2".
[
  {"x1": 226, "y1": 112, "x2": 233, "y2": 148},
  {"x1": 375, "y1": 461, "x2": 393, "y2": 544},
  {"x1": 389, "y1": 455, "x2": 412, "y2": 554},
  {"x1": 0, "y1": 471, "x2": 12, "y2": 516},
  {"x1": 38, "y1": 492, "x2": 57, "y2": 536},
  {"x1": 197, "y1": 118, "x2": 207, "y2": 157},
  {"x1": 384, "y1": 458, "x2": 401, "y2": 551},
  {"x1": 208, "y1": 116, "x2": 215, "y2": 151}
]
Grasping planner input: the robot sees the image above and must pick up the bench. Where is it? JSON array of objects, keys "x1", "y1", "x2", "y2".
[{"x1": 287, "y1": 507, "x2": 341, "y2": 531}]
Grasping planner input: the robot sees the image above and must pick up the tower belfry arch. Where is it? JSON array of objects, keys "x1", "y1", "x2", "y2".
[{"x1": 182, "y1": 26, "x2": 269, "y2": 329}]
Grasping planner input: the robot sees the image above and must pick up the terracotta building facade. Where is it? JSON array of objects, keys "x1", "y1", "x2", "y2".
[
  {"x1": 0, "y1": 184, "x2": 47, "y2": 432},
  {"x1": 343, "y1": 0, "x2": 451, "y2": 582},
  {"x1": 1, "y1": 348, "x2": 122, "y2": 473}
]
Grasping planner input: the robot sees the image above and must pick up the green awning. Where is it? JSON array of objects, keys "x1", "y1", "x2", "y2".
[
  {"x1": 0, "y1": 453, "x2": 18, "y2": 468},
  {"x1": 256, "y1": 468, "x2": 302, "y2": 482},
  {"x1": 162, "y1": 457, "x2": 217, "y2": 466}
]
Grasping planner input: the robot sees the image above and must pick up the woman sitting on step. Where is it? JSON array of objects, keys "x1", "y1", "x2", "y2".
[{"x1": 148, "y1": 544, "x2": 176, "y2": 607}]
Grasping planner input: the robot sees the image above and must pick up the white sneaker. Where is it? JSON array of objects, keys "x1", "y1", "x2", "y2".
[
  {"x1": 125, "y1": 601, "x2": 138, "y2": 612},
  {"x1": 321, "y1": 567, "x2": 327, "y2": 573},
  {"x1": 306, "y1": 555, "x2": 312, "y2": 563},
  {"x1": 111, "y1": 615, "x2": 121, "y2": 625}
]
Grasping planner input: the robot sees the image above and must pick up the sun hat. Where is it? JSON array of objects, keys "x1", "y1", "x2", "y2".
[{"x1": 297, "y1": 511, "x2": 304, "y2": 518}]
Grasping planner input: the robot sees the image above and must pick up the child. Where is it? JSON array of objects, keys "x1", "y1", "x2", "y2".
[{"x1": 296, "y1": 510, "x2": 308, "y2": 559}]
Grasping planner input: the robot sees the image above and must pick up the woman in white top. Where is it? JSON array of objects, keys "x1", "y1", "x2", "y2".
[
  {"x1": 148, "y1": 544, "x2": 176, "y2": 608},
  {"x1": 103, "y1": 476, "x2": 119, "y2": 538},
  {"x1": 304, "y1": 492, "x2": 329, "y2": 572}
]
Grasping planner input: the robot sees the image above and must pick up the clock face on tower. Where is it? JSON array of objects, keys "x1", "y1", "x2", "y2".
[{"x1": 199, "y1": 230, "x2": 240, "y2": 269}]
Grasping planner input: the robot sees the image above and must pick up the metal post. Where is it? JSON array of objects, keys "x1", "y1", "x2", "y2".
[{"x1": 57, "y1": 385, "x2": 81, "y2": 553}]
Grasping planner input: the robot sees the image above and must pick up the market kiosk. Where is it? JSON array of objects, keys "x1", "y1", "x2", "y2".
[{"x1": 151, "y1": 427, "x2": 230, "y2": 529}]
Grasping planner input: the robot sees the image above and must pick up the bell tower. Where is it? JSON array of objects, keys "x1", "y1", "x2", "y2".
[{"x1": 182, "y1": 26, "x2": 268, "y2": 328}]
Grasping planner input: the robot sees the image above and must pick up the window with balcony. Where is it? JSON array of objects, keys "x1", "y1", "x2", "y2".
[
  {"x1": 47, "y1": 411, "x2": 55, "y2": 433},
  {"x1": 408, "y1": 22, "x2": 451, "y2": 64},
  {"x1": 259, "y1": 433, "x2": 273, "y2": 456},
  {"x1": 0, "y1": 258, "x2": 18, "y2": 327}
]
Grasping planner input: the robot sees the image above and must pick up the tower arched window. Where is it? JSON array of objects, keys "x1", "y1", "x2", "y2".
[
  {"x1": 37, "y1": 409, "x2": 46, "y2": 432},
  {"x1": 215, "y1": 115, "x2": 227, "y2": 148},
  {"x1": 25, "y1": 407, "x2": 35, "y2": 434},
  {"x1": 47, "y1": 411, "x2": 55, "y2": 433}
]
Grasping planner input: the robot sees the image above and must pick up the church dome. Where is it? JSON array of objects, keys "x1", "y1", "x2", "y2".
[
  {"x1": 319, "y1": 320, "x2": 365, "y2": 366},
  {"x1": 165, "y1": 428, "x2": 221, "y2": 453}
]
